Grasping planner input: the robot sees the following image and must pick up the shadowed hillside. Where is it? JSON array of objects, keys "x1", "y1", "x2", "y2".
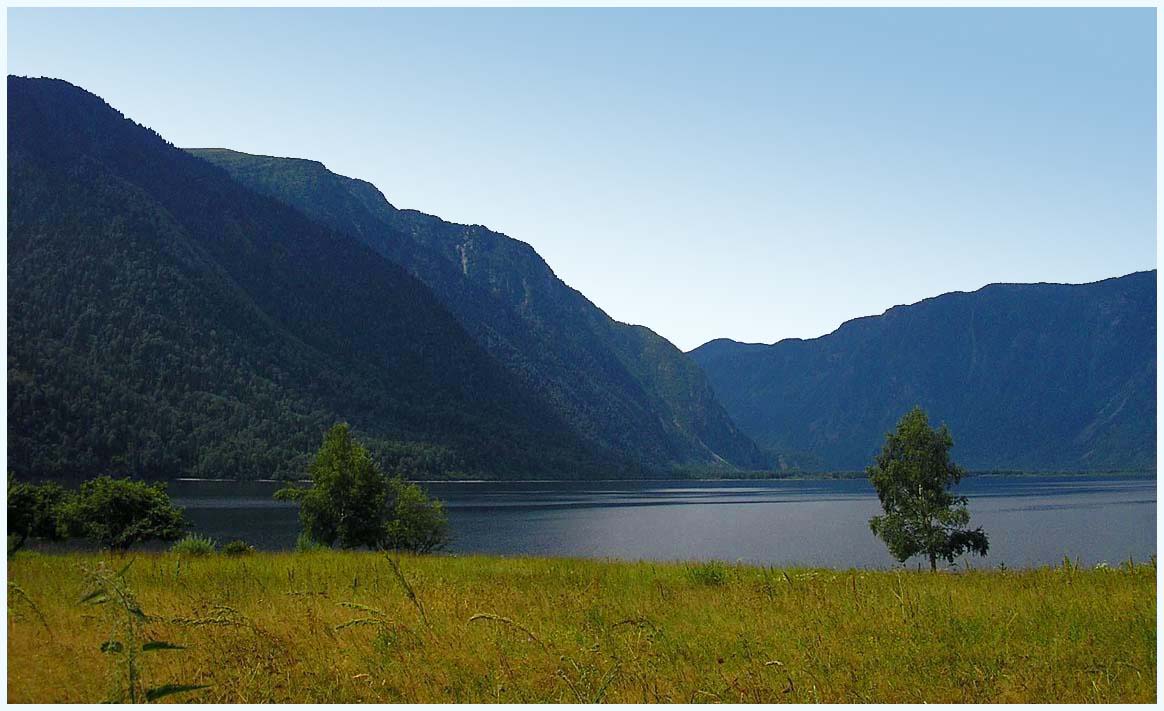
[
  {"x1": 8, "y1": 76, "x2": 612, "y2": 481},
  {"x1": 189, "y1": 148, "x2": 765, "y2": 472},
  {"x1": 691, "y1": 272, "x2": 1156, "y2": 472}
]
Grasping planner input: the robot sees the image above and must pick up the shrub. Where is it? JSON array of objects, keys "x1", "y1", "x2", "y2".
[
  {"x1": 170, "y1": 534, "x2": 216, "y2": 557},
  {"x1": 7, "y1": 475, "x2": 70, "y2": 554},
  {"x1": 383, "y1": 476, "x2": 451, "y2": 554},
  {"x1": 59, "y1": 476, "x2": 186, "y2": 550},
  {"x1": 686, "y1": 561, "x2": 729, "y2": 586},
  {"x1": 295, "y1": 532, "x2": 328, "y2": 553},
  {"x1": 221, "y1": 540, "x2": 255, "y2": 556}
]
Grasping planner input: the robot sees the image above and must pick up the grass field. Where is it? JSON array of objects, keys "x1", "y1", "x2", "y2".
[{"x1": 6, "y1": 551, "x2": 1156, "y2": 703}]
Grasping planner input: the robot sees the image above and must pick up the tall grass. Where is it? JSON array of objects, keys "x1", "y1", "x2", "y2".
[
  {"x1": 7, "y1": 551, "x2": 1156, "y2": 703},
  {"x1": 77, "y1": 560, "x2": 209, "y2": 702},
  {"x1": 684, "y1": 560, "x2": 729, "y2": 586}
]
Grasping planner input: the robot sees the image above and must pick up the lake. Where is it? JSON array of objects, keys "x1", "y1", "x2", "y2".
[{"x1": 171, "y1": 475, "x2": 1156, "y2": 569}]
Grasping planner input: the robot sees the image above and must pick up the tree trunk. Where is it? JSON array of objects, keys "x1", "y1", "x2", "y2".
[{"x1": 929, "y1": 552, "x2": 937, "y2": 572}]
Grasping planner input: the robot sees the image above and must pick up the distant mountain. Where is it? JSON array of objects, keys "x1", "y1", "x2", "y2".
[
  {"x1": 8, "y1": 76, "x2": 611, "y2": 481},
  {"x1": 189, "y1": 149, "x2": 765, "y2": 472},
  {"x1": 690, "y1": 272, "x2": 1156, "y2": 472}
]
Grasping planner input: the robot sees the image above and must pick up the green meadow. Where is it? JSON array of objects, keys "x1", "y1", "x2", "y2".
[{"x1": 6, "y1": 551, "x2": 1155, "y2": 703}]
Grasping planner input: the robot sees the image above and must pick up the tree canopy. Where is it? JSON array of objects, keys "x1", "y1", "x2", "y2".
[
  {"x1": 277, "y1": 424, "x2": 450, "y2": 553},
  {"x1": 7, "y1": 475, "x2": 69, "y2": 554},
  {"x1": 384, "y1": 476, "x2": 451, "y2": 554},
  {"x1": 868, "y1": 407, "x2": 989, "y2": 570},
  {"x1": 59, "y1": 476, "x2": 187, "y2": 550}
]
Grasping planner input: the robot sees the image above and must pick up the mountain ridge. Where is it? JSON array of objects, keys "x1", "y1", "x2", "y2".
[
  {"x1": 14, "y1": 75, "x2": 1148, "y2": 480},
  {"x1": 189, "y1": 147, "x2": 766, "y2": 472},
  {"x1": 8, "y1": 76, "x2": 617, "y2": 481},
  {"x1": 690, "y1": 270, "x2": 1156, "y2": 472},
  {"x1": 694, "y1": 271, "x2": 1157, "y2": 353}
]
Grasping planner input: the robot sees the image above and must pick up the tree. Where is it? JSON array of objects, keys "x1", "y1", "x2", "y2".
[
  {"x1": 868, "y1": 407, "x2": 989, "y2": 571},
  {"x1": 384, "y1": 476, "x2": 451, "y2": 553},
  {"x1": 276, "y1": 424, "x2": 451, "y2": 552},
  {"x1": 276, "y1": 423, "x2": 388, "y2": 549},
  {"x1": 7, "y1": 474, "x2": 69, "y2": 554},
  {"x1": 59, "y1": 476, "x2": 186, "y2": 550}
]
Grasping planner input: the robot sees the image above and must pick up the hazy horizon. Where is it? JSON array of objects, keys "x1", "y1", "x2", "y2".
[{"x1": 8, "y1": 7, "x2": 1156, "y2": 350}]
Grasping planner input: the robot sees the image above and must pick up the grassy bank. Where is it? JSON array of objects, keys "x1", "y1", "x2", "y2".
[{"x1": 7, "y1": 552, "x2": 1156, "y2": 703}]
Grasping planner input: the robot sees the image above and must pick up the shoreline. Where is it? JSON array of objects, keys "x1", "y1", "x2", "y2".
[
  {"x1": 167, "y1": 470, "x2": 1158, "y2": 485},
  {"x1": 10, "y1": 547, "x2": 1157, "y2": 572}
]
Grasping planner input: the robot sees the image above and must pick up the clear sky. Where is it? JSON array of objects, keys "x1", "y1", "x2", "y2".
[{"x1": 7, "y1": 8, "x2": 1157, "y2": 351}]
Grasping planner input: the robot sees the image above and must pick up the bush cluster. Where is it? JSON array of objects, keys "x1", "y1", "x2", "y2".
[
  {"x1": 8, "y1": 423, "x2": 452, "y2": 557},
  {"x1": 171, "y1": 534, "x2": 217, "y2": 557},
  {"x1": 8, "y1": 474, "x2": 186, "y2": 554},
  {"x1": 685, "y1": 561, "x2": 729, "y2": 586}
]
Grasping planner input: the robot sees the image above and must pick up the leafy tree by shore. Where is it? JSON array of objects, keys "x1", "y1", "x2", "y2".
[
  {"x1": 7, "y1": 475, "x2": 69, "y2": 554},
  {"x1": 868, "y1": 407, "x2": 989, "y2": 571},
  {"x1": 277, "y1": 424, "x2": 450, "y2": 553},
  {"x1": 59, "y1": 476, "x2": 186, "y2": 550},
  {"x1": 276, "y1": 424, "x2": 389, "y2": 549},
  {"x1": 384, "y1": 476, "x2": 451, "y2": 553}
]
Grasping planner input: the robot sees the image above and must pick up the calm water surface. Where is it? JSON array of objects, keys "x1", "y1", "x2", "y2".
[{"x1": 172, "y1": 476, "x2": 1156, "y2": 568}]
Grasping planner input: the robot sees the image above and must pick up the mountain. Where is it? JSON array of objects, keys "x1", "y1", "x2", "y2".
[
  {"x1": 690, "y1": 272, "x2": 1156, "y2": 472},
  {"x1": 188, "y1": 149, "x2": 766, "y2": 472},
  {"x1": 8, "y1": 76, "x2": 614, "y2": 481}
]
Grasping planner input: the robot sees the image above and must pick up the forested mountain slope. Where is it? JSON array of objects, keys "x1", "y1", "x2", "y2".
[
  {"x1": 189, "y1": 148, "x2": 765, "y2": 471},
  {"x1": 691, "y1": 272, "x2": 1156, "y2": 472},
  {"x1": 8, "y1": 76, "x2": 611, "y2": 481}
]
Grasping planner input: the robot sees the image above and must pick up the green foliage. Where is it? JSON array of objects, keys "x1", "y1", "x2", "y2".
[
  {"x1": 295, "y1": 532, "x2": 329, "y2": 553},
  {"x1": 384, "y1": 476, "x2": 451, "y2": 553},
  {"x1": 868, "y1": 407, "x2": 989, "y2": 570},
  {"x1": 684, "y1": 561, "x2": 728, "y2": 586},
  {"x1": 278, "y1": 424, "x2": 389, "y2": 550},
  {"x1": 280, "y1": 424, "x2": 450, "y2": 553},
  {"x1": 7, "y1": 475, "x2": 69, "y2": 554},
  {"x1": 170, "y1": 534, "x2": 217, "y2": 557},
  {"x1": 59, "y1": 476, "x2": 186, "y2": 550},
  {"x1": 221, "y1": 540, "x2": 255, "y2": 556}
]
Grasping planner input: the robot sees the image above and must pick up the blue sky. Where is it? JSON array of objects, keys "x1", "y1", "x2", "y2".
[{"x1": 7, "y1": 8, "x2": 1156, "y2": 351}]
